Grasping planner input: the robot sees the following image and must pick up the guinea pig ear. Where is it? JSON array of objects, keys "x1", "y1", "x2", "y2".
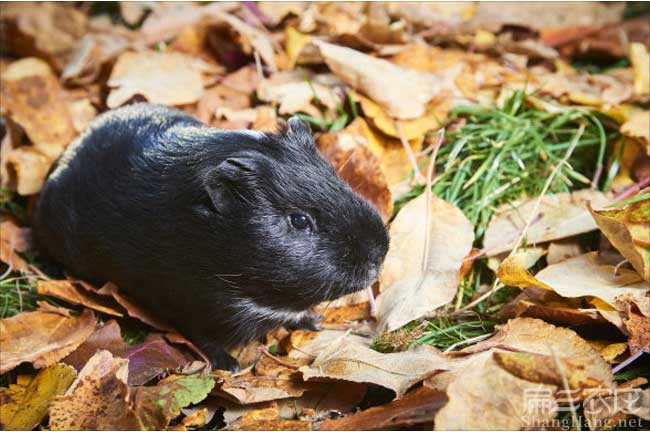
[
  {"x1": 286, "y1": 116, "x2": 314, "y2": 146},
  {"x1": 203, "y1": 157, "x2": 257, "y2": 209}
]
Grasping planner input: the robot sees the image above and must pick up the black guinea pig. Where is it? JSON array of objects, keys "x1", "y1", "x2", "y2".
[{"x1": 33, "y1": 103, "x2": 389, "y2": 370}]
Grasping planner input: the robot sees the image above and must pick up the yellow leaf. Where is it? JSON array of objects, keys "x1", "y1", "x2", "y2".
[
  {"x1": 497, "y1": 251, "x2": 553, "y2": 290},
  {"x1": 590, "y1": 191, "x2": 650, "y2": 281},
  {"x1": 284, "y1": 27, "x2": 311, "y2": 69},
  {"x1": 0, "y1": 364, "x2": 76, "y2": 430},
  {"x1": 630, "y1": 42, "x2": 650, "y2": 96}
]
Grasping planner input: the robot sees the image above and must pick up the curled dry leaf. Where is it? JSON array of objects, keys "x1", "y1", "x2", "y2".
[
  {"x1": 0, "y1": 216, "x2": 32, "y2": 272},
  {"x1": 621, "y1": 110, "x2": 650, "y2": 155},
  {"x1": 434, "y1": 351, "x2": 558, "y2": 430},
  {"x1": 0, "y1": 363, "x2": 76, "y2": 430},
  {"x1": 37, "y1": 280, "x2": 124, "y2": 317},
  {"x1": 377, "y1": 193, "x2": 474, "y2": 332},
  {"x1": 214, "y1": 11, "x2": 278, "y2": 72},
  {"x1": 590, "y1": 192, "x2": 650, "y2": 281},
  {"x1": 317, "y1": 132, "x2": 393, "y2": 222},
  {"x1": 313, "y1": 40, "x2": 440, "y2": 120},
  {"x1": 50, "y1": 350, "x2": 215, "y2": 430},
  {"x1": 535, "y1": 252, "x2": 649, "y2": 314},
  {"x1": 319, "y1": 386, "x2": 447, "y2": 431},
  {"x1": 106, "y1": 50, "x2": 215, "y2": 108},
  {"x1": 483, "y1": 189, "x2": 609, "y2": 256},
  {"x1": 299, "y1": 337, "x2": 457, "y2": 398},
  {"x1": 0, "y1": 307, "x2": 96, "y2": 374}
]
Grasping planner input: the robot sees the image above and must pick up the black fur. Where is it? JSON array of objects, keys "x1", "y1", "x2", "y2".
[{"x1": 33, "y1": 103, "x2": 389, "y2": 370}]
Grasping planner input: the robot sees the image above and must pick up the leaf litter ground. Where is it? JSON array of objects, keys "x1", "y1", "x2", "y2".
[{"x1": 1, "y1": 2, "x2": 649, "y2": 431}]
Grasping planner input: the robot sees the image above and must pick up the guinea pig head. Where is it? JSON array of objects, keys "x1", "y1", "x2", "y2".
[{"x1": 201, "y1": 117, "x2": 389, "y2": 310}]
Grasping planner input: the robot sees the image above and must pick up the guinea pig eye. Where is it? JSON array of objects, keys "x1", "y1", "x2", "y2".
[{"x1": 289, "y1": 213, "x2": 311, "y2": 230}]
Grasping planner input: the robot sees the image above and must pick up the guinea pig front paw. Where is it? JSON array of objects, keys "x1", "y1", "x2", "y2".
[
  {"x1": 200, "y1": 343, "x2": 240, "y2": 373},
  {"x1": 289, "y1": 314, "x2": 324, "y2": 332}
]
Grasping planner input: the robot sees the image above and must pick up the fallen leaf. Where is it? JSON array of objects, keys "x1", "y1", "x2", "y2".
[
  {"x1": 224, "y1": 405, "x2": 311, "y2": 430},
  {"x1": 318, "y1": 302, "x2": 371, "y2": 324},
  {"x1": 534, "y1": 252, "x2": 649, "y2": 313},
  {"x1": 213, "y1": 11, "x2": 279, "y2": 72},
  {"x1": 257, "y1": 2, "x2": 306, "y2": 27},
  {"x1": 590, "y1": 192, "x2": 650, "y2": 281},
  {"x1": 288, "y1": 329, "x2": 371, "y2": 361},
  {"x1": 0, "y1": 307, "x2": 95, "y2": 374},
  {"x1": 584, "y1": 388, "x2": 650, "y2": 429},
  {"x1": 139, "y1": 2, "x2": 239, "y2": 45},
  {"x1": 337, "y1": 116, "x2": 422, "y2": 187},
  {"x1": 547, "y1": 239, "x2": 584, "y2": 265},
  {"x1": 0, "y1": 363, "x2": 76, "y2": 430},
  {"x1": 37, "y1": 280, "x2": 124, "y2": 317},
  {"x1": 596, "y1": 342, "x2": 628, "y2": 363},
  {"x1": 285, "y1": 26, "x2": 312, "y2": 69},
  {"x1": 494, "y1": 351, "x2": 611, "y2": 389},
  {"x1": 483, "y1": 189, "x2": 609, "y2": 256},
  {"x1": 313, "y1": 40, "x2": 440, "y2": 120},
  {"x1": 356, "y1": 93, "x2": 443, "y2": 141},
  {"x1": 299, "y1": 337, "x2": 456, "y2": 398},
  {"x1": 0, "y1": 2, "x2": 87, "y2": 70},
  {"x1": 106, "y1": 50, "x2": 215, "y2": 108},
  {"x1": 456, "y1": 318, "x2": 615, "y2": 390},
  {"x1": 623, "y1": 308, "x2": 650, "y2": 353},
  {"x1": 621, "y1": 110, "x2": 650, "y2": 155},
  {"x1": 630, "y1": 42, "x2": 650, "y2": 97},
  {"x1": 319, "y1": 386, "x2": 446, "y2": 430},
  {"x1": 377, "y1": 193, "x2": 474, "y2": 332},
  {"x1": 317, "y1": 132, "x2": 393, "y2": 222},
  {"x1": 497, "y1": 250, "x2": 553, "y2": 290},
  {"x1": 0, "y1": 57, "x2": 76, "y2": 160},
  {"x1": 276, "y1": 381, "x2": 366, "y2": 421},
  {"x1": 0, "y1": 216, "x2": 32, "y2": 272},
  {"x1": 434, "y1": 351, "x2": 558, "y2": 430},
  {"x1": 256, "y1": 69, "x2": 340, "y2": 117},
  {"x1": 61, "y1": 32, "x2": 130, "y2": 85},
  {"x1": 50, "y1": 350, "x2": 215, "y2": 430}
]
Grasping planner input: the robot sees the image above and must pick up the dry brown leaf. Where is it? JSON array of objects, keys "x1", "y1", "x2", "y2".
[
  {"x1": 287, "y1": 329, "x2": 372, "y2": 361},
  {"x1": 584, "y1": 388, "x2": 650, "y2": 429},
  {"x1": 318, "y1": 302, "x2": 371, "y2": 324},
  {"x1": 0, "y1": 307, "x2": 96, "y2": 374},
  {"x1": 434, "y1": 351, "x2": 558, "y2": 430},
  {"x1": 299, "y1": 337, "x2": 456, "y2": 398},
  {"x1": 217, "y1": 372, "x2": 310, "y2": 405},
  {"x1": 224, "y1": 406, "x2": 311, "y2": 431},
  {"x1": 319, "y1": 386, "x2": 446, "y2": 430},
  {"x1": 139, "y1": 2, "x2": 239, "y2": 45},
  {"x1": 494, "y1": 351, "x2": 612, "y2": 389},
  {"x1": 0, "y1": 363, "x2": 76, "y2": 430},
  {"x1": 258, "y1": 2, "x2": 306, "y2": 26},
  {"x1": 317, "y1": 132, "x2": 393, "y2": 222},
  {"x1": 61, "y1": 32, "x2": 130, "y2": 85},
  {"x1": 547, "y1": 239, "x2": 584, "y2": 265},
  {"x1": 534, "y1": 252, "x2": 649, "y2": 314},
  {"x1": 590, "y1": 193, "x2": 650, "y2": 281},
  {"x1": 337, "y1": 116, "x2": 421, "y2": 188},
  {"x1": 621, "y1": 110, "x2": 650, "y2": 155},
  {"x1": 257, "y1": 70, "x2": 340, "y2": 117},
  {"x1": 457, "y1": 318, "x2": 615, "y2": 389},
  {"x1": 106, "y1": 50, "x2": 215, "y2": 108},
  {"x1": 49, "y1": 350, "x2": 137, "y2": 430},
  {"x1": 0, "y1": 216, "x2": 32, "y2": 272},
  {"x1": 50, "y1": 350, "x2": 215, "y2": 430},
  {"x1": 356, "y1": 93, "x2": 445, "y2": 141},
  {"x1": 313, "y1": 40, "x2": 440, "y2": 120},
  {"x1": 377, "y1": 193, "x2": 474, "y2": 332},
  {"x1": 623, "y1": 308, "x2": 650, "y2": 353},
  {"x1": 483, "y1": 189, "x2": 609, "y2": 256},
  {"x1": 0, "y1": 2, "x2": 87, "y2": 70},
  {"x1": 37, "y1": 280, "x2": 124, "y2": 317}
]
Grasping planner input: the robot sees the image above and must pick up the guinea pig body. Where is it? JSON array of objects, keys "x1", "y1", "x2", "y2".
[{"x1": 33, "y1": 103, "x2": 389, "y2": 370}]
